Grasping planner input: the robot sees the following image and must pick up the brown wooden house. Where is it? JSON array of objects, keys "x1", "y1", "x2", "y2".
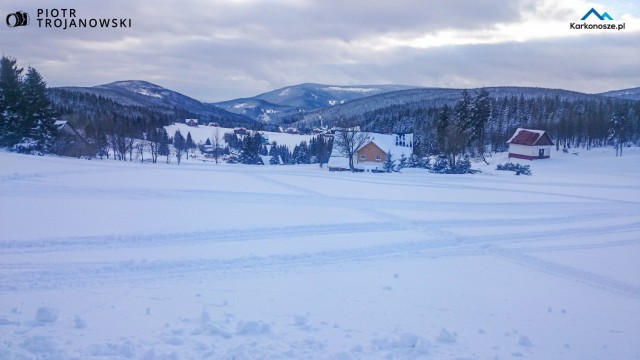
[{"x1": 357, "y1": 141, "x2": 386, "y2": 163}]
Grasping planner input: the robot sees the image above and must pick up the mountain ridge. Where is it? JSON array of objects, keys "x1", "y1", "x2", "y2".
[
  {"x1": 211, "y1": 83, "x2": 419, "y2": 122},
  {"x1": 51, "y1": 80, "x2": 639, "y2": 131},
  {"x1": 52, "y1": 80, "x2": 257, "y2": 127}
]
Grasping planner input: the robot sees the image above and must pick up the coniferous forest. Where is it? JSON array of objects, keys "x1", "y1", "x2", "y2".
[{"x1": 324, "y1": 89, "x2": 640, "y2": 159}]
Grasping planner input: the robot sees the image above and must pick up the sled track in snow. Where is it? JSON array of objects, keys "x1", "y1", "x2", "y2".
[
  {"x1": 0, "y1": 221, "x2": 405, "y2": 253},
  {"x1": 2, "y1": 215, "x2": 638, "y2": 254},
  {"x1": 0, "y1": 238, "x2": 479, "y2": 292},
  {"x1": 486, "y1": 247, "x2": 640, "y2": 299},
  {"x1": 2, "y1": 158, "x2": 639, "y2": 301},
  {"x1": 2, "y1": 217, "x2": 640, "y2": 294}
]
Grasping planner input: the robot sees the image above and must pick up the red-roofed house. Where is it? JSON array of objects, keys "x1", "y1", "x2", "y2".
[{"x1": 507, "y1": 128, "x2": 554, "y2": 160}]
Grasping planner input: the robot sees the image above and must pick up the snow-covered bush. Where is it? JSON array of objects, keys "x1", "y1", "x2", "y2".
[
  {"x1": 496, "y1": 162, "x2": 532, "y2": 175},
  {"x1": 431, "y1": 155, "x2": 472, "y2": 174}
]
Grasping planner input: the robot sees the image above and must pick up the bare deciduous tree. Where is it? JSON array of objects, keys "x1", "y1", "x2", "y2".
[
  {"x1": 212, "y1": 127, "x2": 222, "y2": 164},
  {"x1": 334, "y1": 121, "x2": 369, "y2": 171}
]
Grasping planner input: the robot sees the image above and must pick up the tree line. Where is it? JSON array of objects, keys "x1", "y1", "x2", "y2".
[
  {"x1": 361, "y1": 91, "x2": 639, "y2": 159},
  {"x1": 221, "y1": 132, "x2": 332, "y2": 165}
]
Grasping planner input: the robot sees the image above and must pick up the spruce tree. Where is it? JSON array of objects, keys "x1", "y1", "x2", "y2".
[
  {"x1": 269, "y1": 155, "x2": 280, "y2": 165},
  {"x1": 268, "y1": 141, "x2": 278, "y2": 156},
  {"x1": 21, "y1": 67, "x2": 57, "y2": 152},
  {"x1": 383, "y1": 150, "x2": 394, "y2": 173},
  {"x1": 173, "y1": 130, "x2": 185, "y2": 164},
  {"x1": 471, "y1": 88, "x2": 491, "y2": 161},
  {"x1": 185, "y1": 131, "x2": 195, "y2": 158},
  {"x1": 396, "y1": 153, "x2": 407, "y2": 172},
  {"x1": 239, "y1": 133, "x2": 262, "y2": 164},
  {"x1": 159, "y1": 128, "x2": 171, "y2": 163},
  {"x1": 0, "y1": 56, "x2": 24, "y2": 147}
]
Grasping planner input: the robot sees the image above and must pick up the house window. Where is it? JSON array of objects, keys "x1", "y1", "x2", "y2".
[
  {"x1": 375, "y1": 155, "x2": 381, "y2": 161},
  {"x1": 360, "y1": 155, "x2": 366, "y2": 161}
]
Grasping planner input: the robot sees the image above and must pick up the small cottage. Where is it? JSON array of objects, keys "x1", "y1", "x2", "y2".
[
  {"x1": 185, "y1": 119, "x2": 199, "y2": 127},
  {"x1": 507, "y1": 128, "x2": 554, "y2": 160},
  {"x1": 234, "y1": 127, "x2": 248, "y2": 136},
  {"x1": 53, "y1": 120, "x2": 94, "y2": 157}
]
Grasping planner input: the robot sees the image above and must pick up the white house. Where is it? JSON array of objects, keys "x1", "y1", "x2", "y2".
[{"x1": 507, "y1": 128, "x2": 554, "y2": 160}]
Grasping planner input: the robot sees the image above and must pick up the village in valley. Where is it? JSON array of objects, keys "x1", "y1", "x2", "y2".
[
  {"x1": 152, "y1": 118, "x2": 554, "y2": 177},
  {"x1": 2, "y1": 55, "x2": 636, "y2": 176}
]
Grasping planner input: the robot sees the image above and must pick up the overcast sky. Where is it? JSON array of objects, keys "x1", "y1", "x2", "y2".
[{"x1": 1, "y1": 0, "x2": 638, "y2": 102}]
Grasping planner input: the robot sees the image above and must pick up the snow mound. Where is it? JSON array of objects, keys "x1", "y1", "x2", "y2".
[
  {"x1": 235, "y1": 320, "x2": 271, "y2": 335},
  {"x1": 35, "y1": 307, "x2": 58, "y2": 323}
]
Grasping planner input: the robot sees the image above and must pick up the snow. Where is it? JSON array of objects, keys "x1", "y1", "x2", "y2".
[
  {"x1": 279, "y1": 88, "x2": 290, "y2": 96},
  {"x1": 507, "y1": 128, "x2": 546, "y2": 143},
  {"x1": 323, "y1": 86, "x2": 380, "y2": 93},
  {"x1": 164, "y1": 123, "x2": 315, "y2": 150},
  {"x1": 135, "y1": 88, "x2": 163, "y2": 98},
  {"x1": 233, "y1": 103, "x2": 254, "y2": 109},
  {"x1": 1, "y1": 148, "x2": 640, "y2": 359}
]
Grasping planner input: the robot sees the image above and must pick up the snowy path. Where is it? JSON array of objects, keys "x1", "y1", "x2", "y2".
[{"x1": 1, "y1": 150, "x2": 639, "y2": 359}]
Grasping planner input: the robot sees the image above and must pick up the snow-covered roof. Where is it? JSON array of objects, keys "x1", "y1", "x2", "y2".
[
  {"x1": 507, "y1": 128, "x2": 554, "y2": 146},
  {"x1": 368, "y1": 133, "x2": 413, "y2": 159},
  {"x1": 54, "y1": 120, "x2": 67, "y2": 129}
]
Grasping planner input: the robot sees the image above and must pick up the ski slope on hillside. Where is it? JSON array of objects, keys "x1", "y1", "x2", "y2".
[{"x1": 0, "y1": 149, "x2": 639, "y2": 359}]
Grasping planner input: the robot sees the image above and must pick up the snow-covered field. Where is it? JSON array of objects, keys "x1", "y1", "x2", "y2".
[{"x1": 1, "y1": 148, "x2": 639, "y2": 359}]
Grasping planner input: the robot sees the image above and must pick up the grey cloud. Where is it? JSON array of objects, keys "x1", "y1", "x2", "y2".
[{"x1": 1, "y1": 0, "x2": 637, "y2": 101}]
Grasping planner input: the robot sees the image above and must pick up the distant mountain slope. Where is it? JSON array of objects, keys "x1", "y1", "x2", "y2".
[
  {"x1": 598, "y1": 87, "x2": 640, "y2": 101},
  {"x1": 213, "y1": 98, "x2": 298, "y2": 123},
  {"x1": 292, "y1": 86, "x2": 612, "y2": 129},
  {"x1": 254, "y1": 83, "x2": 418, "y2": 108},
  {"x1": 212, "y1": 83, "x2": 418, "y2": 122},
  {"x1": 52, "y1": 80, "x2": 256, "y2": 126}
]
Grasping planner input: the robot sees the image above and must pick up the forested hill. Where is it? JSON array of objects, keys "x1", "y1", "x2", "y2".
[
  {"x1": 49, "y1": 80, "x2": 256, "y2": 130},
  {"x1": 598, "y1": 87, "x2": 640, "y2": 101},
  {"x1": 286, "y1": 86, "x2": 610, "y2": 129},
  {"x1": 212, "y1": 83, "x2": 417, "y2": 122}
]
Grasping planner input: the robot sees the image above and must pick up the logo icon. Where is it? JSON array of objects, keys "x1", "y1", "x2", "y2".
[
  {"x1": 6, "y1": 11, "x2": 29, "y2": 27},
  {"x1": 581, "y1": 8, "x2": 613, "y2": 21}
]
